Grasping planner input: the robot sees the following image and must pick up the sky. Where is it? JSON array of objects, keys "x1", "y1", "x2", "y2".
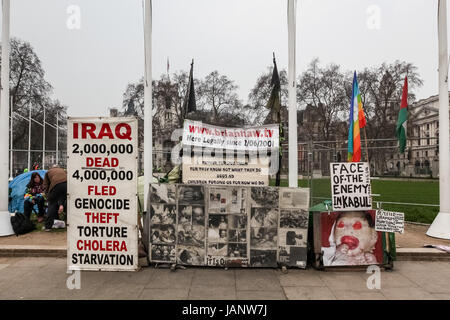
[{"x1": 1, "y1": 0, "x2": 446, "y2": 117}]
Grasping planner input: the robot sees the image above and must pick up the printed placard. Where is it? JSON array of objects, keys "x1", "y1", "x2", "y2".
[
  {"x1": 67, "y1": 117, "x2": 138, "y2": 271},
  {"x1": 375, "y1": 209, "x2": 405, "y2": 234},
  {"x1": 182, "y1": 119, "x2": 279, "y2": 151},
  {"x1": 330, "y1": 162, "x2": 372, "y2": 211}
]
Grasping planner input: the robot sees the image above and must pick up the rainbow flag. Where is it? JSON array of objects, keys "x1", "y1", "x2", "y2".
[{"x1": 347, "y1": 71, "x2": 366, "y2": 162}]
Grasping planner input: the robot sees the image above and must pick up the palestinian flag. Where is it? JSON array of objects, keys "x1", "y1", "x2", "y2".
[{"x1": 396, "y1": 76, "x2": 408, "y2": 154}]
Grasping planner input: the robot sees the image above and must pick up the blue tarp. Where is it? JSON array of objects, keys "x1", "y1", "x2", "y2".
[{"x1": 8, "y1": 170, "x2": 47, "y2": 214}]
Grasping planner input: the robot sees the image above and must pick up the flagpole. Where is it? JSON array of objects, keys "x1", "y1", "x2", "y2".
[
  {"x1": 143, "y1": 0, "x2": 153, "y2": 211},
  {"x1": 0, "y1": 0, "x2": 14, "y2": 236},
  {"x1": 363, "y1": 127, "x2": 369, "y2": 162},
  {"x1": 427, "y1": 0, "x2": 450, "y2": 239},
  {"x1": 287, "y1": 0, "x2": 298, "y2": 188}
]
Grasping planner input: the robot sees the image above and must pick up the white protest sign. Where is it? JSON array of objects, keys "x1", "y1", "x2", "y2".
[
  {"x1": 375, "y1": 209, "x2": 405, "y2": 234},
  {"x1": 182, "y1": 119, "x2": 279, "y2": 151},
  {"x1": 67, "y1": 117, "x2": 138, "y2": 271},
  {"x1": 330, "y1": 162, "x2": 372, "y2": 211}
]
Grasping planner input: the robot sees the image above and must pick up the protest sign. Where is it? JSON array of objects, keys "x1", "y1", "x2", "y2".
[
  {"x1": 67, "y1": 117, "x2": 138, "y2": 271},
  {"x1": 148, "y1": 184, "x2": 310, "y2": 268},
  {"x1": 375, "y1": 209, "x2": 405, "y2": 234},
  {"x1": 330, "y1": 162, "x2": 372, "y2": 211},
  {"x1": 181, "y1": 121, "x2": 279, "y2": 187},
  {"x1": 182, "y1": 119, "x2": 279, "y2": 151}
]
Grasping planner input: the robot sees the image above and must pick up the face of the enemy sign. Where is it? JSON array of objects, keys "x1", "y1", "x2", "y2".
[
  {"x1": 67, "y1": 117, "x2": 138, "y2": 271},
  {"x1": 330, "y1": 162, "x2": 372, "y2": 211}
]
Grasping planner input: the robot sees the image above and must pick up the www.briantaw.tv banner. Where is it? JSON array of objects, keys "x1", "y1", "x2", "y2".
[
  {"x1": 181, "y1": 120, "x2": 279, "y2": 186},
  {"x1": 182, "y1": 119, "x2": 279, "y2": 151}
]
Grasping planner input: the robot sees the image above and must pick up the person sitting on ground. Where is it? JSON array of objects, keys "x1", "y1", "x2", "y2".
[
  {"x1": 43, "y1": 164, "x2": 67, "y2": 232},
  {"x1": 23, "y1": 172, "x2": 46, "y2": 223}
]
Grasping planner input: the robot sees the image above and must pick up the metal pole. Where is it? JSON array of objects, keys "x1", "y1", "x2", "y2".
[
  {"x1": 144, "y1": 0, "x2": 153, "y2": 211},
  {"x1": 427, "y1": 0, "x2": 450, "y2": 239},
  {"x1": 9, "y1": 96, "x2": 13, "y2": 180},
  {"x1": 42, "y1": 106, "x2": 46, "y2": 169},
  {"x1": 0, "y1": 0, "x2": 14, "y2": 236},
  {"x1": 27, "y1": 103, "x2": 31, "y2": 171},
  {"x1": 287, "y1": 0, "x2": 298, "y2": 188},
  {"x1": 56, "y1": 111, "x2": 59, "y2": 165}
]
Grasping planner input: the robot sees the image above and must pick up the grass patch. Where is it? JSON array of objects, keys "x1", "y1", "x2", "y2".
[{"x1": 271, "y1": 178, "x2": 439, "y2": 224}]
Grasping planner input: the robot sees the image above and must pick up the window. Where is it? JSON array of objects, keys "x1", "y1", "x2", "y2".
[{"x1": 425, "y1": 151, "x2": 428, "y2": 157}]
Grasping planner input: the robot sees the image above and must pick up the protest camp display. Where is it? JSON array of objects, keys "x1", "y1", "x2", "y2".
[
  {"x1": 375, "y1": 209, "x2": 405, "y2": 234},
  {"x1": 181, "y1": 120, "x2": 279, "y2": 187},
  {"x1": 148, "y1": 184, "x2": 310, "y2": 268},
  {"x1": 67, "y1": 117, "x2": 139, "y2": 271},
  {"x1": 330, "y1": 162, "x2": 372, "y2": 211}
]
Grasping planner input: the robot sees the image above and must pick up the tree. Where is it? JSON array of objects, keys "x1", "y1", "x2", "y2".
[
  {"x1": 297, "y1": 58, "x2": 348, "y2": 141},
  {"x1": 197, "y1": 71, "x2": 243, "y2": 123},
  {"x1": 247, "y1": 66, "x2": 288, "y2": 125},
  {"x1": 353, "y1": 61, "x2": 423, "y2": 171},
  {"x1": 1, "y1": 38, "x2": 67, "y2": 170}
]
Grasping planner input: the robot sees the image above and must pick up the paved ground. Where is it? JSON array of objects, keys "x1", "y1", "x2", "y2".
[
  {"x1": 1, "y1": 257, "x2": 450, "y2": 300},
  {"x1": 3, "y1": 222, "x2": 450, "y2": 248}
]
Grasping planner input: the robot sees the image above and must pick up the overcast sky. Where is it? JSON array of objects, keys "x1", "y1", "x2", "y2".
[{"x1": 2, "y1": 0, "x2": 446, "y2": 117}]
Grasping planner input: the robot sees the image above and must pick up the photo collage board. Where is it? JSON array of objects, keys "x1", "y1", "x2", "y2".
[{"x1": 149, "y1": 184, "x2": 310, "y2": 268}]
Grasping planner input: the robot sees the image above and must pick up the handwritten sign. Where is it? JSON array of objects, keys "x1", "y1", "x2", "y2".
[
  {"x1": 375, "y1": 209, "x2": 404, "y2": 234},
  {"x1": 330, "y1": 162, "x2": 372, "y2": 211}
]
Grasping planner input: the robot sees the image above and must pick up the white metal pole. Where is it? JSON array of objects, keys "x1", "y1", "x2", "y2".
[
  {"x1": 27, "y1": 104, "x2": 31, "y2": 171},
  {"x1": 427, "y1": 0, "x2": 450, "y2": 239},
  {"x1": 143, "y1": 0, "x2": 153, "y2": 211},
  {"x1": 42, "y1": 106, "x2": 45, "y2": 169},
  {"x1": 0, "y1": 0, "x2": 14, "y2": 236},
  {"x1": 56, "y1": 111, "x2": 59, "y2": 165},
  {"x1": 288, "y1": 0, "x2": 298, "y2": 188},
  {"x1": 9, "y1": 96, "x2": 13, "y2": 180}
]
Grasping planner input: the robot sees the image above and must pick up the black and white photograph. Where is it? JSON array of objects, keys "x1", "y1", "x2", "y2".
[
  {"x1": 207, "y1": 243, "x2": 228, "y2": 256},
  {"x1": 150, "y1": 244, "x2": 176, "y2": 263},
  {"x1": 208, "y1": 214, "x2": 228, "y2": 229},
  {"x1": 151, "y1": 224, "x2": 176, "y2": 244},
  {"x1": 279, "y1": 188, "x2": 309, "y2": 209},
  {"x1": 250, "y1": 187, "x2": 278, "y2": 207},
  {"x1": 228, "y1": 229, "x2": 238, "y2": 242},
  {"x1": 150, "y1": 184, "x2": 176, "y2": 204},
  {"x1": 229, "y1": 187, "x2": 247, "y2": 213},
  {"x1": 178, "y1": 205, "x2": 192, "y2": 224},
  {"x1": 250, "y1": 207, "x2": 279, "y2": 228},
  {"x1": 209, "y1": 187, "x2": 228, "y2": 213},
  {"x1": 177, "y1": 246, "x2": 205, "y2": 266},
  {"x1": 288, "y1": 247, "x2": 307, "y2": 268},
  {"x1": 150, "y1": 204, "x2": 176, "y2": 225},
  {"x1": 278, "y1": 246, "x2": 290, "y2": 263},
  {"x1": 228, "y1": 243, "x2": 247, "y2": 258},
  {"x1": 250, "y1": 227, "x2": 277, "y2": 249},
  {"x1": 228, "y1": 214, "x2": 247, "y2": 229},
  {"x1": 250, "y1": 250, "x2": 277, "y2": 268},
  {"x1": 178, "y1": 185, "x2": 204, "y2": 205},
  {"x1": 177, "y1": 221, "x2": 205, "y2": 247},
  {"x1": 280, "y1": 209, "x2": 309, "y2": 229},
  {"x1": 279, "y1": 229, "x2": 307, "y2": 247}
]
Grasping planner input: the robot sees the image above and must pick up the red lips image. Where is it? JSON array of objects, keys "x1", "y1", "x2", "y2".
[{"x1": 340, "y1": 236, "x2": 359, "y2": 250}]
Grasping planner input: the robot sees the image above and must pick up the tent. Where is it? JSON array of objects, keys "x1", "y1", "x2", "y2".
[{"x1": 8, "y1": 170, "x2": 47, "y2": 214}]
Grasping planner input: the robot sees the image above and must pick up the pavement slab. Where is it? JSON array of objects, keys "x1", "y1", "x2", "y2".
[{"x1": 0, "y1": 257, "x2": 449, "y2": 300}]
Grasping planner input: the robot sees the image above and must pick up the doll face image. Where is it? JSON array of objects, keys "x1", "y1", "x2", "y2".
[{"x1": 334, "y1": 212, "x2": 378, "y2": 256}]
